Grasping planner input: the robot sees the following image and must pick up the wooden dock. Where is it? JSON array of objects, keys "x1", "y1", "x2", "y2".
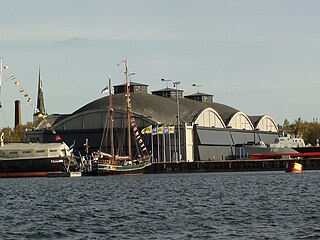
[
  {"x1": 47, "y1": 171, "x2": 82, "y2": 177},
  {"x1": 145, "y1": 158, "x2": 320, "y2": 173}
]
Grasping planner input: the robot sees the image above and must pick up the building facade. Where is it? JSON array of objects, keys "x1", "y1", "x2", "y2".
[{"x1": 27, "y1": 82, "x2": 279, "y2": 162}]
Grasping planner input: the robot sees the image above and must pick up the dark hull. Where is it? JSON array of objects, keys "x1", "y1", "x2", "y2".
[
  {"x1": 244, "y1": 146, "x2": 299, "y2": 159},
  {"x1": 293, "y1": 146, "x2": 320, "y2": 155},
  {"x1": 0, "y1": 157, "x2": 66, "y2": 178},
  {"x1": 245, "y1": 145, "x2": 320, "y2": 160}
]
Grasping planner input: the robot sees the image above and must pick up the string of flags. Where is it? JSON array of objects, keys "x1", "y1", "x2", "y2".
[
  {"x1": 0, "y1": 58, "x2": 64, "y2": 142},
  {"x1": 130, "y1": 112, "x2": 148, "y2": 155},
  {"x1": 1, "y1": 61, "x2": 34, "y2": 105},
  {"x1": 43, "y1": 119, "x2": 62, "y2": 142},
  {"x1": 141, "y1": 125, "x2": 175, "y2": 135}
]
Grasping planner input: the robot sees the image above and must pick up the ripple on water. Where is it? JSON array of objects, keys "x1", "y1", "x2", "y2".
[{"x1": 1, "y1": 172, "x2": 320, "y2": 239}]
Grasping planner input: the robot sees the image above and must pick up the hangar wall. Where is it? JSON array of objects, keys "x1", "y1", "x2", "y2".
[{"x1": 192, "y1": 126, "x2": 278, "y2": 161}]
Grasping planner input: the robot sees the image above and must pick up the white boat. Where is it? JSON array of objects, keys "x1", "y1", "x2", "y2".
[{"x1": 0, "y1": 134, "x2": 76, "y2": 177}]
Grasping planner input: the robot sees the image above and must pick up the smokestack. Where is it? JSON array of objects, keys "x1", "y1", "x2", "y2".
[{"x1": 14, "y1": 100, "x2": 22, "y2": 127}]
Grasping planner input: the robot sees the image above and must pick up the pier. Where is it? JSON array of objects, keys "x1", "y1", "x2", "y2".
[{"x1": 145, "y1": 158, "x2": 320, "y2": 173}]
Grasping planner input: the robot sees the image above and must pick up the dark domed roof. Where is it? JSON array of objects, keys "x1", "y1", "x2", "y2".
[{"x1": 72, "y1": 92, "x2": 240, "y2": 125}]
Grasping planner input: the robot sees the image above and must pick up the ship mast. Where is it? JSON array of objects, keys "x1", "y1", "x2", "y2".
[
  {"x1": 124, "y1": 59, "x2": 132, "y2": 158},
  {"x1": 108, "y1": 77, "x2": 115, "y2": 160}
]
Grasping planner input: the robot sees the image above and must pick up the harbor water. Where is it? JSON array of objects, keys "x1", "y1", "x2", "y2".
[{"x1": 1, "y1": 171, "x2": 320, "y2": 239}]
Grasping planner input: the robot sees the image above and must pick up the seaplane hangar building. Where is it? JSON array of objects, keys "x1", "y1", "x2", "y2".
[{"x1": 27, "y1": 82, "x2": 279, "y2": 162}]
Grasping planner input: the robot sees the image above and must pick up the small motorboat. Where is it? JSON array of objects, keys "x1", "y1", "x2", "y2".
[{"x1": 285, "y1": 162, "x2": 303, "y2": 173}]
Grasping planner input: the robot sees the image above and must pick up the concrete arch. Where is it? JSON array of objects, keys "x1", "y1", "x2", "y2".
[
  {"x1": 255, "y1": 115, "x2": 278, "y2": 132},
  {"x1": 227, "y1": 112, "x2": 254, "y2": 130},
  {"x1": 194, "y1": 108, "x2": 225, "y2": 128}
]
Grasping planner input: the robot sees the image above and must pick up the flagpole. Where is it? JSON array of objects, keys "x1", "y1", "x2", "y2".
[
  {"x1": 151, "y1": 130, "x2": 154, "y2": 163},
  {"x1": 168, "y1": 125, "x2": 172, "y2": 162},
  {"x1": 163, "y1": 128, "x2": 166, "y2": 162},
  {"x1": 157, "y1": 125, "x2": 160, "y2": 162},
  {"x1": 174, "y1": 124, "x2": 177, "y2": 161}
]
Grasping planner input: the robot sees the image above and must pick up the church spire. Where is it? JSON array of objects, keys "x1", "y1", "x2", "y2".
[{"x1": 35, "y1": 66, "x2": 46, "y2": 118}]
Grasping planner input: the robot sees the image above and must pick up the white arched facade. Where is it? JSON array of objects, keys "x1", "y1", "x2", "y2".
[
  {"x1": 255, "y1": 115, "x2": 278, "y2": 132},
  {"x1": 194, "y1": 108, "x2": 225, "y2": 128},
  {"x1": 227, "y1": 112, "x2": 254, "y2": 130}
]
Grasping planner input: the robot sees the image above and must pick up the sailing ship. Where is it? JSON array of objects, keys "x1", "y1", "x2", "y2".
[{"x1": 93, "y1": 59, "x2": 151, "y2": 175}]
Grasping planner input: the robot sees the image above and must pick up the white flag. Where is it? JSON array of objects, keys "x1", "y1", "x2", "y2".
[{"x1": 101, "y1": 86, "x2": 108, "y2": 94}]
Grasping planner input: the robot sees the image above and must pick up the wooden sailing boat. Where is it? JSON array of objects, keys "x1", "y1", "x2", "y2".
[{"x1": 94, "y1": 59, "x2": 151, "y2": 175}]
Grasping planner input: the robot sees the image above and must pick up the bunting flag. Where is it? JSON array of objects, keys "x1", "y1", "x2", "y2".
[
  {"x1": 101, "y1": 85, "x2": 108, "y2": 94},
  {"x1": 151, "y1": 125, "x2": 175, "y2": 135},
  {"x1": 141, "y1": 125, "x2": 152, "y2": 134},
  {"x1": 130, "y1": 112, "x2": 148, "y2": 154},
  {"x1": 52, "y1": 129, "x2": 63, "y2": 142},
  {"x1": 1, "y1": 61, "x2": 34, "y2": 106},
  {"x1": 55, "y1": 135, "x2": 62, "y2": 141},
  {"x1": 163, "y1": 127, "x2": 170, "y2": 134},
  {"x1": 169, "y1": 125, "x2": 175, "y2": 134},
  {"x1": 152, "y1": 125, "x2": 158, "y2": 135}
]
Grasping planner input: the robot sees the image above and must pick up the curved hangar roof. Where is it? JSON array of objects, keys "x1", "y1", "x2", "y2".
[{"x1": 52, "y1": 92, "x2": 278, "y2": 132}]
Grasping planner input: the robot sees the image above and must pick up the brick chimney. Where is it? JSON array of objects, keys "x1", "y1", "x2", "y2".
[{"x1": 14, "y1": 100, "x2": 22, "y2": 127}]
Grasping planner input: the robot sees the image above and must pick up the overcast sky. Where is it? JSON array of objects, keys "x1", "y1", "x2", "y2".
[{"x1": 1, "y1": 0, "x2": 320, "y2": 127}]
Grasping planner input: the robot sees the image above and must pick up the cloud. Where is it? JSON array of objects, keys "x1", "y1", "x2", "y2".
[{"x1": 56, "y1": 37, "x2": 88, "y2": 44}]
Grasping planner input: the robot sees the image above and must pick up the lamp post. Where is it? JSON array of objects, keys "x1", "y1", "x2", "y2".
[
  {"x1": 128, "y1": 72, "x2": 135, "y2": 85},
  {"x1": 174, "y1": 81, "x2": 181, "y2": 162},
  {"x1": 161, "y1": 78, "x2": 172, "y2": 88},
  {"x1": 192, "y1": 83, "x2": 203, "y2": 93},
  {"x1": 253, "y1": 128, "x2": 260, "y2": 144},
  {"x1": 161, "y1": 78, "x2": 181, "y2": 162}
]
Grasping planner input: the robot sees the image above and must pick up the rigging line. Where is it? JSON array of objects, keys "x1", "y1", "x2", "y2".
[
  {"x1": 133, "y1": 136, "x2": 142, "y2": 158},
  {"x1": 116, "y1": 114, "x2": 127, "y2": 156},
  {"x1": 118, "y1": 117, "x2": 126, "y2": 156},
  {"x1": 100, "y1": 114, "x2": 109, "y2": 152}
]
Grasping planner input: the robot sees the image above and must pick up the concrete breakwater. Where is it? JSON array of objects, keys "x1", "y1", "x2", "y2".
[{"x1": 145, "y1": 158, "x2": 320, "y2": 173}]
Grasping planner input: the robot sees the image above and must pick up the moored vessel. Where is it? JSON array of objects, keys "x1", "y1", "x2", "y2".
[
  {"x1": 93, "y1": 59, "x2": 151, "y2": 175},
  {"x1": 243, "y1": 136, "x2": 320, "y2": 160},
  {"x1": 0, "y1": 134, "x2": 76, "y2": 177}
]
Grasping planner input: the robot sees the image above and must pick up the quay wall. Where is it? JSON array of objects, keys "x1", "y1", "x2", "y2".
[{"x1": 145, "y1": 158, "x2": 320, "y2": 174}]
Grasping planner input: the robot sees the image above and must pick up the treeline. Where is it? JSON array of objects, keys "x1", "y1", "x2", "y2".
[
  {"x1": 281, "y1": 118, "x2": 320, "y2": 146},
  {"x1": 1, "y1": 122, "x2": 36, "y2": 143}
]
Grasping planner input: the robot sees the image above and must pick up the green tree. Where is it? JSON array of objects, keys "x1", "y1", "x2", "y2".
[
  {"x1": 282, "y1": 118, "x2": 320, "y2": 146},
  {"x1": 1, "y1": 122, "x2": 37, "y2": 143}
]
